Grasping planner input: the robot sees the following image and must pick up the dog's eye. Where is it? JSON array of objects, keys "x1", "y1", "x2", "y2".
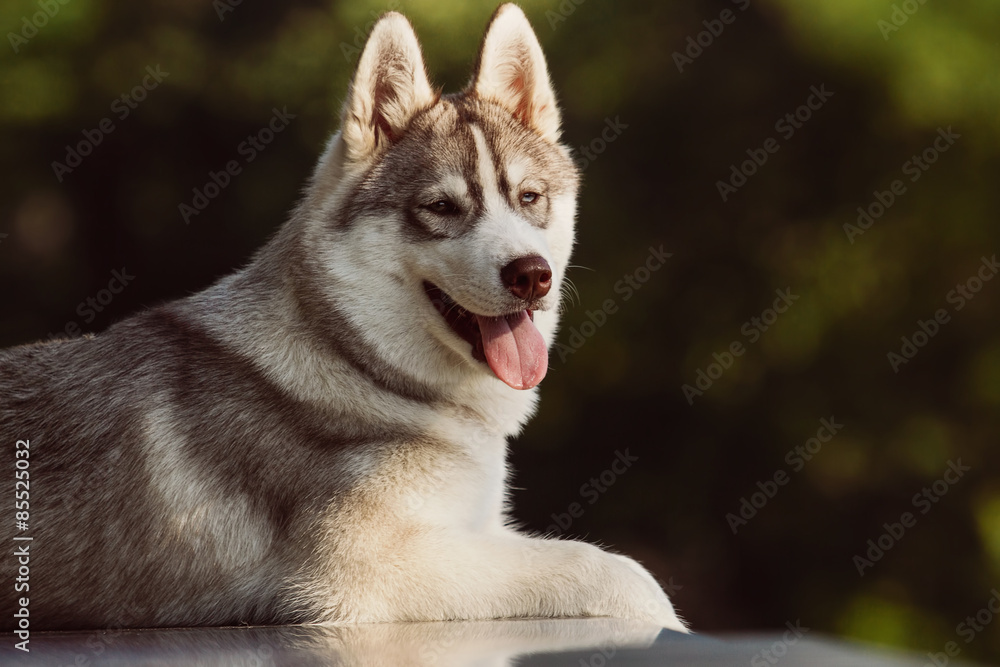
[
  {"x1": 520, "y1": 191, "x2": 541, "y2": 205},
  {"x1": 425, "y1": 199, "x2": 460, "y2": 216}
]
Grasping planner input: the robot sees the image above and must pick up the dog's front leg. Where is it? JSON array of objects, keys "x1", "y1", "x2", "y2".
[{"x1": 335, "y1": 530, "x2": 687, "y2": 633}]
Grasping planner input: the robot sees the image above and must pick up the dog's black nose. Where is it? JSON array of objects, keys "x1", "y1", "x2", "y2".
[{"x1": 501, "y1": 256, "x2": 552, "y2": 301}]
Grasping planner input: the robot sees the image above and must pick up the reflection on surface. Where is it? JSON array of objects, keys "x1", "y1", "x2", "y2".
[{"x1": 1, "y1": 618, "x2": 687, "y2": 666}]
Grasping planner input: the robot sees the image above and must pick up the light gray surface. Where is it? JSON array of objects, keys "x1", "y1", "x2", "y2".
[{"x1": 0, "y1": 619, "x2": 990, "y2": 666}]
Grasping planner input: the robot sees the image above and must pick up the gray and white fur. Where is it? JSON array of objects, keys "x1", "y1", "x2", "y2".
[{"x1": 0, "y1": 5, "x2": 687, "y2": 633}]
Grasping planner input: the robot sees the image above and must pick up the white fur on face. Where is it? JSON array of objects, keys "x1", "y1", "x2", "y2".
[
  {"x1": 416, "y1": 125, "x2": 556, "y2": 313},
  {"x1": 308, "y1": 108, "x2": 577, "y2": 407}
]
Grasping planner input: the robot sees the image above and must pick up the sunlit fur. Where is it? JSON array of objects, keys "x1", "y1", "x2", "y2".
[{"x1": 0, "y1": 4, "x2": 687, "y2": 632}]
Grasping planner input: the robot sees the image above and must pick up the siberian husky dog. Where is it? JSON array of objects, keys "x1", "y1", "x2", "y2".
[{"x1": 1, "y1": 5, "x2": 687, "y2": 633}]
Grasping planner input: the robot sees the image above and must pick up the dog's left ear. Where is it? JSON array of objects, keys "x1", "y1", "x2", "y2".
[
  {"x1": 470, "y1": 4, "x2": 561, "y2": 143},
  {"x1": 341, "y1": 12, "x2": 436, "y2": 163}
]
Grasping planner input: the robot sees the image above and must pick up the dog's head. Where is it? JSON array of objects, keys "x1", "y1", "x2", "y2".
[{"x1": 301, "y1": 5, "x2": 578, "y2": 395}]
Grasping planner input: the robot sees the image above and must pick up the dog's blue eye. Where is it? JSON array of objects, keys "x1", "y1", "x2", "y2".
[
  {"x1": 520, "y1": 192, "x2": 540, "y2": 205},
  {"x1": 426, "y1": 200, "x2": 460, "y2": 215}
]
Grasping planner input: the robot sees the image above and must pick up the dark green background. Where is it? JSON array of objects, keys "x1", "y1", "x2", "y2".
[{"x1": 2, "y1": 0, "x2": 999, "y2": 659}]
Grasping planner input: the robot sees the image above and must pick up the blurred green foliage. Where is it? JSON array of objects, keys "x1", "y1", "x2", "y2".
[{"x1": 2, "y1": 0, "x2": 999, "y2": 660}]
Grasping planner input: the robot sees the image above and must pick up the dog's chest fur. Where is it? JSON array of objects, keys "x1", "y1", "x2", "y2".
[{"x1": 2, "y1": 280, "x2": 524, "y2": 627}]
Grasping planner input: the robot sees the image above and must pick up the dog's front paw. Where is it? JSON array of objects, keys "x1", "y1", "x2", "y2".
[
  {"x1": 608, "y1": 553, "x2": 689, "y2": 633},
  {"x1": 524, "y1": 539, "x2": 688, "y2": 632}
]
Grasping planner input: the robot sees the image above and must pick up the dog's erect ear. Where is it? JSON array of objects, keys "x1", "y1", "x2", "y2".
[
  {"x1": 470, "y1": 4, "x2": 561, "y2": 143},
  {"x1": 341, "y1": 13, "x2": 436, "y2": 163}
]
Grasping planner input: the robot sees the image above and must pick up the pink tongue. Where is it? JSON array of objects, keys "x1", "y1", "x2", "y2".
[{"x1": 476, "y1": 311, "x2": 548, "y2": 390}]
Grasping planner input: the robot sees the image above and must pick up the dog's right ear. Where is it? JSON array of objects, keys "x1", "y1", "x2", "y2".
[{"x1": 340, "y1": 13, "x2": 436, "y2": 164}]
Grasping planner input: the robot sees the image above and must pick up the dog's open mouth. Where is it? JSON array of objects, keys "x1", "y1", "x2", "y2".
[{"x1": 424, "y1": 282, "x2": 548, "y2": 390}]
